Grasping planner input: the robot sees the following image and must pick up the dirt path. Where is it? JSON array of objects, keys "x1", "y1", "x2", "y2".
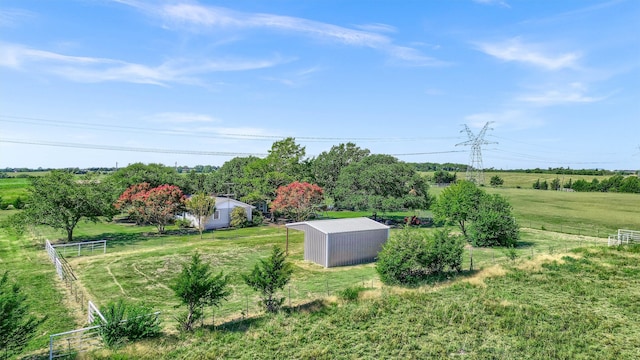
[{"x1": 106, "y1": 260, "x2": 126, "y2": 295}]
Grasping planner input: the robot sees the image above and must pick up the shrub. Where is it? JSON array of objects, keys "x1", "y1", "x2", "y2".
[
  {"x1": 251, "y1": 209, "x2": 264, "y2": 226},
  {"x1": 0, "y1": 271, "x2": 46, "y2": 357},
  {"x1": 230, "y1": 207, "x2": 249, "y2": 228},
  {"x1": 94, "y1": 300, "x2": 162, "y2": 348},
  {"x1": 174, "y1": 218, "x2": 192, "y2": 229},
  {"x1": 338, "y1": 286, "x2": 366, "y2": 302},
  {"x1": 243, "y1": 246, "x2": 293, "y2": 313},
  {"x1": 376, "y1": 227, "x2": 430, "y2": 285},
  {"x1": 469, "y1": 194, "x2": 519, "y2": 247},
  {"x1": 376, "y1": 228, "x2": 464, "y2": 285},
  {"x1": 171, "y1": 253, "x2": 230, "y2": 332}
]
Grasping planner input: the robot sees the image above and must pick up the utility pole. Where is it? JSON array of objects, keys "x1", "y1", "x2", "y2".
[{"x1": 455, "y1": 122, "x2": 497, "y2": 185}]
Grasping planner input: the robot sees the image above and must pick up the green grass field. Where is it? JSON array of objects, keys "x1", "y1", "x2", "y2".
[
  {"x1": 1, "y1": 172, "x2": 639, "y2": 358},
  {"x1": 85, "y1": 244, "x2": 640, "y2": 359},
  {"x1": 486, "y1": 188, "x2": 639, "y2": 237},
  {"x1": 422, "y1": 171, "x2": 617, "y2": 189},
  {"x1": 0, "y1": 177, "x2": 29, "y2": 204}
]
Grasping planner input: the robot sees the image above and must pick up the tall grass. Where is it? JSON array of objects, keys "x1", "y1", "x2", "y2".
[{"x1": 89, "y1": 244, "x2": 640, "y2": 359}]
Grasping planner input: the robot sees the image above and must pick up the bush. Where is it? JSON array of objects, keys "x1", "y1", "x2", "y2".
[
  {"x1": 174, "y1": 218, "x2": 192, "y2": 229},
  {"x1": 469, "y1": 194, "x2": 519, "y2": 247},
  {"x1": 251, "y1": 209, "x2": 264, "y2": 226},
  {"x1": 93, "y1": 300, "x2": 162, "y2": 348},
  {"x1": 376, "y1": 228, "x2": 464, "y2": 285},
  {"x1": 338, "y1": 286, "x2": 366, "y2": 302},
  {"x1": 230, "y1": 207, "x2": 249, "y2": 228},
  {"x1": 376, "y1": 227, "x2": 430, "y2": 285}
]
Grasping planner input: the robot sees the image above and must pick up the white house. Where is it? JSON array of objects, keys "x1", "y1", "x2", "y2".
[{"x1": 184, "y1": 197, "x2": 254, "y2": 230}]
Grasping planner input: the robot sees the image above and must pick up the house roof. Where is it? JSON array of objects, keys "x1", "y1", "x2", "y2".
[
  {"x1": 214, "y1": 197, "x2": 254, "y2": 209},
  {"x1": 286, "y1": 217, "x2": 389, "y2": 234}
]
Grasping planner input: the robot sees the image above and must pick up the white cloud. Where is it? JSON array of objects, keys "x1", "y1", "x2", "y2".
[
  {"x1": 473, "y1": 0, "x2": 511, "y2": 8},
  {"x1": 353, "y1": 23, "x2": 397, "y2": 33},
  {"x1": 517, "y1": 83, "x2": 606, "y2": 105},
  {"x1": 0, "y1": 42, "x2": 285, "y2": 85},
  {"x1": 122, "y1": 1, "x2": 442, "y2": 67},
  {"x1": 0, "y1": 8, "x2": 35, "y2": 27},
  {"x1": 148, "y1": 112, "x2": 220, "y2": 124},
  {"x1": 476, "y1": 37, "x2": 580, "y2": 70}
]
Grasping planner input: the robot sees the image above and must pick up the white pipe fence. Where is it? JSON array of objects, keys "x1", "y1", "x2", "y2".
[
  {"x1": 607, "y1": 229, "x2": 640, "y2": 246},
  {"x1": 49, "y1": 325, "x2": 102, "y2": 360}
]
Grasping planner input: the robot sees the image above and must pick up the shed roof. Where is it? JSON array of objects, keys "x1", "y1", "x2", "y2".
[{"x1": 286, "y1": 217, "x2": 389, "y2": 234}]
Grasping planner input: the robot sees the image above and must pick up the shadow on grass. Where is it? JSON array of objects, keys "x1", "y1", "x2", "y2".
[
  {"x1": 211, "y1": 299, "x2": 329, "y2": 334},
  {"x1": 71, "y1": 227, "x2": 200, "y2": 248},
  {"x1": 395, "y1": 269, "x2": 481, "y2": 288}
]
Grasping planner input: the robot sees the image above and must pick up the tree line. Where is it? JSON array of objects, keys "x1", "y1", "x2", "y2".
[
  {"x1": 3, "y1": 139, "x2": 435, "y2": 242},
  {"x1": 532, "y1": 174, "x2": 640, "y2": 193}
]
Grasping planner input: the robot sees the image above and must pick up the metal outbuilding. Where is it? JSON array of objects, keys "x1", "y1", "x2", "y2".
[{"x1": 285, "y1": 217, "x2": 390, "y2": 268}]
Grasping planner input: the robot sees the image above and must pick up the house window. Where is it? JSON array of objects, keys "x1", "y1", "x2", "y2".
[{"x1": 213, "y1": 210, "x2": 220, "y2": 220}]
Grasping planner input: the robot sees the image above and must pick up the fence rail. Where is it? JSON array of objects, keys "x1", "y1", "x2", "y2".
[
  {"x1": 52, "y1": 240, "x2": 107, "y2": 257},
  {"x1": 49, "y1": 325, "x2": 102, "y2": 360},
  {"x1": 608, "y1": 229, "x2": 640, "y2": 246}
]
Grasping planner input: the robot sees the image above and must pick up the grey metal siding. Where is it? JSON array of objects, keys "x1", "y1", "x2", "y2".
[
  {"x1": 302, "y1": 226, "x2": 328, "y2": 267},
  {"x1": 327, "y1": 229, "x2": 388, "y2": 267}
]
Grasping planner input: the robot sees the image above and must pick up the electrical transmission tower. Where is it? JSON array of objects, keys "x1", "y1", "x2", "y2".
[{"x1": 456, "y1": 122, "x2": 497, "y2": 185}]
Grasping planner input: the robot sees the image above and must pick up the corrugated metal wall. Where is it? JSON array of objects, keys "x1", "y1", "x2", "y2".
[
  {"x1": 327, "y1": 229, "x2": 389, "y2": 267},
  {"x1": 302, "y1": 225, "x2": 328, "y2": 267}
]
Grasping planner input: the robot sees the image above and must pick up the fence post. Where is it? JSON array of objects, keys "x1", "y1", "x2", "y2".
[
  {"x1": 49, "y1": 335, "x2": 54, "y2": 360},
  {"x1": 469, "y1": 248, "x2": 473, "y2": 271},
  {"x1": 78, "y1": 243, "x2": 81, "y2": 256}
]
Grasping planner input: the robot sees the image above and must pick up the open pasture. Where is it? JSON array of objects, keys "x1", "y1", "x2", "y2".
[
  {"x1": 486, "y1": 188, "x2": 639, "y2": 237},
  {"x1": 57, "y1": 219, "x2": 608, "y2": 331},
  {"x1": 0, "y1": 177, "x2": 30, "y2": 203},
  {"x1": 422, "y1": 170, "x2": 616, "y2": 189}
]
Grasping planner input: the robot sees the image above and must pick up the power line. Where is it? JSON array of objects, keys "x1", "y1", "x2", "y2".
[
  {"x1": 0, "y1": 138, "x2": 268, "y2": 157},
  {"x1": 0, "y1": 115, "x2": 462, "y2": 143}
]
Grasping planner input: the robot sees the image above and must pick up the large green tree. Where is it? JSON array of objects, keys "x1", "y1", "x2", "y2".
[
  {"x1": 431, "y1": 180, "x2": 484, "y2": 238},
  {"x1": 333, "y1": 154, "x2": 432, "y2": 212},
  {"x1": 0, "y1": 271, "x2": 46, "y2": 357},
  {"x1": 21, "y1": 170, "x2": 114, "y2": 242},
  {"x1": 109, "y1": 163, "x2": 181, "y2": 194},
  {"x1": 171, "y1": 253, "x2": 230, "y2": 331},
  {"x1": 208, "y1": 156, "x2": 261, "y2": 199},
  {"x1": 311, "y1": 142, "x2": 370, "y2": 197}
]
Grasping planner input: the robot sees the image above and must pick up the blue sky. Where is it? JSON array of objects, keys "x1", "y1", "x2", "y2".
[{"x1": 1, "y1": 0, "x2": 638, "y2": 170}]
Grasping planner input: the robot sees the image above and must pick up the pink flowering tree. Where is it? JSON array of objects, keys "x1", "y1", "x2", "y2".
[
  {"x1": 270, "y1": 181, "x2": 324, "y2": 222},
  {"x1": 116, "y1": 183, "x2": 185, "y2": 233}
]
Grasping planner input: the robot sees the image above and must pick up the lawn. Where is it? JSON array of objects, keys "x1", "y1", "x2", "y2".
[
  {"x1": 88, "y1": 243, "x2": 640, "y2": 359},
  {"x1": 2, "y1": 174, "x2": 639, "y2": 358}
]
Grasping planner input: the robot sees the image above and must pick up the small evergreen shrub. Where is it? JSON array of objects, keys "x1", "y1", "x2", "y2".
[{"x1": 94, "y1": 300, "x2": 162, "y2": 348}]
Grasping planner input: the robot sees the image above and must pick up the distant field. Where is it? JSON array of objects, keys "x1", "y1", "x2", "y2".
[
  {"x1": 422, "y1": 171, "x2": 615, "y2": 189},
  {"x1": 0, "y1": 177, "x2": 30, "y2": 203},
  {"x1": 487, "y1": 188, "x2": 639, "y2": 237},
  {"x1": 425, "y1": 176, "x2": 639, "y2": 238}
]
